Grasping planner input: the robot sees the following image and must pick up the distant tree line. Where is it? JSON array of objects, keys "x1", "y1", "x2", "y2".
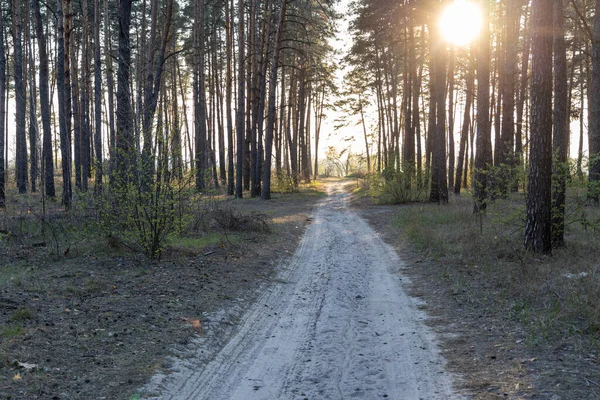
[{"x1": 0, "y1": 0, "x2": 337, "y2": 210}]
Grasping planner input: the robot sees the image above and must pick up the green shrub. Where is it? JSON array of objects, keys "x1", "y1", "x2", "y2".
[
  {"x1": 98, "y1": 176, "x2": 192, "y2": 260},
  {"x1": 368, "y1": 170, "x2": 429, "y2": 204}
]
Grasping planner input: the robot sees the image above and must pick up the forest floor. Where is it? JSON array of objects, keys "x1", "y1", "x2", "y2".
[
  {"x1": 349, "y1": 181, "x2": 600, "y2": 400},
  {"x1": 0, "y1": 178, "x2": 597, "y2": 399},
  {"x1": 0, "y1": 184, "x2": 323, "y2": 400}
]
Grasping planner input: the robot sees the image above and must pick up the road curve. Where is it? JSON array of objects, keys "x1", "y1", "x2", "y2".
[{"x1": 148, "y1": 182, "x2": 462, "y2": 399}]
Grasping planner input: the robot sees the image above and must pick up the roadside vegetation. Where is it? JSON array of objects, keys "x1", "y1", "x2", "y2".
[
  {"x1": 355, "y1": 173, "x2": 600, "y2": 350},
  {"x1": 0, "y1": 181, "x2": 324, "y2": 399}
]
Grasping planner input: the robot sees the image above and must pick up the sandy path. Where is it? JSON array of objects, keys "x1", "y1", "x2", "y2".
[{"x1": 149, "y1": 182, "x2": 461, "y2": 399}]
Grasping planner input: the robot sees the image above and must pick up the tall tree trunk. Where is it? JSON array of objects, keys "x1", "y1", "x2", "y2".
[
  {"x1": 171, "y1": 55, "x2": 183, "y2": 179},
  {"x1": 525, "y1": 0, "x2": 553, "y2": 254},
  {"x1": 0, "y1": 4, "x2": 5, "y2": 206},
  {"x1": 13, "y1": 0, "x2": 28, "y2": 194},
  {"x1": 474, "y1": 0, "x2": 492, "y2": 213},
  {"x1": 94, "y1": 0, "x2": 103, "y2": 193},
  {"x1": 226, "y1": 0, "x2": 235, "y2": 195},
  {"x1": 551, "y1": 0, "x2": 568, "y2": 245},
  {"x1": 429, "y1": 20, "x2": 448, "y2": 204},
  {"x1": 34, "y1": 0, "x2": 56, "y2": 198},
  {"x1": 143, "y1": 0, "x2": 175, "y2": 189},
  {"x1": 115, "y1": 0, "x2": 135, "y2": 186},
  {"x1": 359, "y1": 93, "x2": 371, "y2": 174},
  {"x1": 27, "y1": 18, "x2": 38, "y2": 193},
  {"x1": 414, "y1": 43, "x2": 423, "y2": 186},
  {"x1": 194, "y1": 0, "x2": 208, "y2": 191},
  {"x1": 64, "y1": 0, "x2": 74, "y2": 193},
  {"x1": 515, "y1": 8, "x2": 530, "y2": 191},
  {"x1": 455, "y1": 56, "x2": 474, "y2": 194},
  {"x1": 577, "y1": 49, "x2": 585, "y2": 181},
  {"x1": 499, "y1": 0, "x2": 520, "y2": 196},
  {"x1": 225, "y1": 0, "x2": 235, "y2": 196},
  {"x1": 71, "y1": 42, "x2": 82, "y2": 190},
  {"x1": 589, "y1": 0, "x2": 600, "y2": 199},
  {"x1": 57, "y1": 0, "x2": 73, "y2": 207},
  {"x1": 447, "y1": 46, "x2": 455, "y2": 191},
  {"x1": 81, "y1": 0, "x2": 92, "y2": 191},
  {"x1": 403, "y1": 24, "x2": 416, "y2": 181},
  {"x1": 235, "y1": 0, "x2": 245, "y2": 197},
  {"x1": 214, "y1": 35, "x2": 226, "y2": 185},
  {"x1": 104, "y1": 0, "x2": 116, "y2": 180}
]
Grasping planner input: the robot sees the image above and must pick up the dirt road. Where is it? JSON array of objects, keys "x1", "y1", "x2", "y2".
[{"x1": 148, "y1": 183, "x2": 461, "y2": 399}]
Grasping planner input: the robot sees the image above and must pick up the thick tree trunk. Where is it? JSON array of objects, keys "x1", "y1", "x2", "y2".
[
  {"x1": 429, "y1": 21, "x2": 448, "y2": 204},
  {"x1": 115, "y1": 0, "x2": 135, "y2": 186}
]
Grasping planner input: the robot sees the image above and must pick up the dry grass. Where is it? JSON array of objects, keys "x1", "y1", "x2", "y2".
[{"x1": 394, "y1": 191, "x2": 600, "y2": 350}]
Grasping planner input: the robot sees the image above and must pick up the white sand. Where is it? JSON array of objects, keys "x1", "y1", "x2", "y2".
[{"x1": 147, "y1": 182, "x2": 462, "y2": 399}]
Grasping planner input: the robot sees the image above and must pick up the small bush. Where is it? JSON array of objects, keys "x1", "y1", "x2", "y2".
[
  {"x1": 98, "y1": 175, "x2": 191, "y2": 260},
  {"x1": 10, "y1": 306, "x2": 34, "y2": 322},
  {"x1": 193, "y1": 199, "x2": 270, "y2": 235},
  {"x1": 368, "y1": 170, "x2": 429, "y2": 204},
  {"x1": 272, "y1": 171, "x2": 297, "y2": 193}
]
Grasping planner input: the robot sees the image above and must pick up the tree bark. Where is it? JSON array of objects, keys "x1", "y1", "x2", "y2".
[
  {"x1": 235, "y1": 0, "x2": 245, "y2": 198},
  {"x1": 455, "y1": 56, "x2": 474, "y2": 194},
  {"x1": 525, "y1": 0, "x2": 553, "y2": 254},
  {"x1": 34, "y1": 0, "x2": 56, "y2": 198},
  {"x1": 115, "y1": 0, "x2": 135, "y2": 186},
  {"x1": 57, "y1": 0, "x2": 73, "y2": 207},
  {"x1": 262, "y1": 0, "x2": 287, "y2": 199},
  {"x1": 474, "y1": 0, "x2": 492, "y2": 213},
  {"x1": 226, "y1": 0, "x2": 235, "y2": 195},
  {"x1": 447, "y1": 46, "x2": 455, "y2": 191},
  {"x1": 94, "y1": 0, "x2": 103, "y2": 193},
  {"x1": 13, "y1": 0, "x2": 28, "y2": 194},
  {"x1": 0, "y1": 4, "x2": 5, "y2": 206},
  {"x1": 429, "y1": 21, "x2": 448, "y2": 204},
  {"x1": 551, "y1": 0, "x2": 568, "y2": 246},
  {"x1": 589, "y1": 0, "x2": 600, "y2": 199}
]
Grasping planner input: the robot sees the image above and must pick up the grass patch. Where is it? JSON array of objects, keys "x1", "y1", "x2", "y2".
[
  {"x1": 355, "y1": 172, "x2": 429, "y2": 204},
  {"x1": 0, "y1": 262, "x2": 32, "y2": 287},
  {"x1": 0, "y1": 325, "x2": 24, "y2": 339},
  {"x1": 10, "y1": 306, "x2": 35, "y2": 322},
  {"x1": 393, "y1": 192, "x2": 600, "y2": 349}
]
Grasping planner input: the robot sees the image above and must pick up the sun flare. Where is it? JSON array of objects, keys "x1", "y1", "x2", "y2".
[{"x1": 439, "y1": 0, "x2": 482, "y2": 46}]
